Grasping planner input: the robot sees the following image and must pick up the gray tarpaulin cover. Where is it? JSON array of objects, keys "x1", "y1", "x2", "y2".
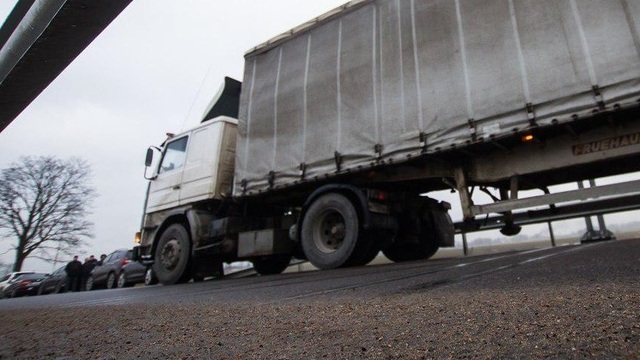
[{"x1": 234, "y1": 0, "x2": 640, "y2": 197}]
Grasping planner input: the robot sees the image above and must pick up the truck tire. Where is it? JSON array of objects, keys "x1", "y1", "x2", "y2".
[
  {"x1": 382, "y1": 209, "x2": 440, "y2": 263},
  {"x1": 382, "y1": 241, "x2": 438, "y2": 262},
  {"x1": 301, "y1": 193, "x2": 368, "y2": 269},
  {"x1": 154, "y1": 223, "x2": 192, "y2": 285},
  {"x1": 346, "y1": 232, "x2": 381, "y2": 266},
  {"x1": 350, "y1": 245, "x2": 379, "y2": 266},
  {"x1": 252, "y1": 255, "x2": 292, "y2": 275}
]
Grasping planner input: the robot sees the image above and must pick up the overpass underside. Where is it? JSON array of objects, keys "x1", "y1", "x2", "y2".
[{"x1": 0, "y1": 0, "x2": 132, "y2": 134}]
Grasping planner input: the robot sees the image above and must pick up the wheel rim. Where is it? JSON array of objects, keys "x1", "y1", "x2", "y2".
[
  {"x1": 107, "y1": 273, "x2": 115, "y2": 289},
  {"x1": 159, "y1": 238, "x2": 182, "y2": 270},
  {"x1": 117, "y1": 273, "x2": 126, "y2": 288},
  {"x1": 145, "y1": 268, "x2": 153, "y2": 285},
  {"x1": 313, "y1": 209, "x2": 347, "y2": 254}
]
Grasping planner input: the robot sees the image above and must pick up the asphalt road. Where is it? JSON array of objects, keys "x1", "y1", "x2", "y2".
[{"x1": 0, "y1": 239, "x2": 638, "y2": 358}]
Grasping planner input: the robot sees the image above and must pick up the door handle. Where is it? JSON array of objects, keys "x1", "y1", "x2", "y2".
[{"x1": 173, "y1": 185, "x2": 181, "y2": 190}]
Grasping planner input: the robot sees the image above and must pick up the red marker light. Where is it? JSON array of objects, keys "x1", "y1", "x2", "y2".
[{"x1": 369, "y1": 190, "x2": 390, "y2": 201}]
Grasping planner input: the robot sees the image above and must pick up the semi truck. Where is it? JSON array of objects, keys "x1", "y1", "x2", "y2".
[{"x1": 135, "y1": 0, "x2": 640, "y2": 285}]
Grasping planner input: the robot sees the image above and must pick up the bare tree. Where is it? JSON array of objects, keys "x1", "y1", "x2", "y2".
[{"x1": 0, "y1": 156, "x2": 96, "y2": 271}]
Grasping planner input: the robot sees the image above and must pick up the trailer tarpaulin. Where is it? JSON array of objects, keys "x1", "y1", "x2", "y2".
[{"x1": 234, "y1": 0, "x2": 640, "y2": 196}]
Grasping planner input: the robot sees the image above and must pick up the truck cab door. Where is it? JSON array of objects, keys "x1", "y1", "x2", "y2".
[
  {"x1": 178, "y1": 120, "x2": 237, "y2": 204},
  {"x1": 146, "y1": 135, "x2": 189, "y2": 213}
]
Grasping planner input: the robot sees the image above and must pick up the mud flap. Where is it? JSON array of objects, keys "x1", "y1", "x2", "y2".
[{"x1": 428, "y1": 209, "x2": 455, "y2": 248}]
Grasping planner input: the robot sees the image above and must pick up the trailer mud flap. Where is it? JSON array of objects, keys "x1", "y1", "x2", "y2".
[{"x1": 430, "y1": 210, "x2": 455, "y2": 248}]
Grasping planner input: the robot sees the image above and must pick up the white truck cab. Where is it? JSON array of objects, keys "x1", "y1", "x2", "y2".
[{"x1": 145, "y1": 116, "x2": 237, "y2": 213}]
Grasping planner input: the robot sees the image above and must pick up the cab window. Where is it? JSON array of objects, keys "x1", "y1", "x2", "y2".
[{"x1": 159, "y1": 136, "x2": 188, "y2": 174}]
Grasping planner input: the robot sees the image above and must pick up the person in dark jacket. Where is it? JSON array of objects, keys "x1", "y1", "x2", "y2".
[
  {"x1": 80, "y1": 255, "x2": 99, "y2": 291},
  {"x1": 65, "y1": 255, "x2": 83, "y2": 292}
]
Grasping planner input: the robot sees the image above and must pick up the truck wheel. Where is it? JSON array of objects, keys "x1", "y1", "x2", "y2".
[
  {"x1": 350, "y1": 242, "x2": 380, "y2": 266},
  {"x1": 382, "y1": 241, "x2": 438, "y2": 262},
  {"x1": 382, "y1": 211, "x2": 439, "y2": 263},
  {"x1": 252, "y1": 255, "x2": 292, "y2": 275},
  {"x1": 301, "y1": 193, "x2": 365, "y2": 269},
  {"x1": 154, "y1": 223, "x2": 192, "y2": 285}
]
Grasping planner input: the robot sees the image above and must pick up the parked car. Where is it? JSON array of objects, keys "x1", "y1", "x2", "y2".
[
  {"x1": 0, "y1": 272, "x2": 35, "y2": 298},
  {"x1": 1, "y1": 273, "x2": 48, "y2": 298},
  {"x1": 38, "y1": 266, "x2": 67, "y2": 295},
  {"x1": 117, "y1": 260, "x2": 148, "y2": 288},
  {"x1": 144, "y1": 266, "x2": 158, "y2": 286},
  {"x1": 86, "y1": 249, "x2": 146, "y2": 290}
]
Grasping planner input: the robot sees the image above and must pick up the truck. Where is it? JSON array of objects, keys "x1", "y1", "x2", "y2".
[{"x1": 135, "y1": 0, "x2": 640, "y2": 285}]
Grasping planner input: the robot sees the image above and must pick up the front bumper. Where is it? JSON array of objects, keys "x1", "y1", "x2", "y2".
[{"x1": 133, "y1": 245, "x2": 154, "y2": 265}]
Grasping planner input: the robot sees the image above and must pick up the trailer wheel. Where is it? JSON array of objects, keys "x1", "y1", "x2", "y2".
[
  {"x1": 301, "y1": 193, "x2": 364, "y2": 269},
  {"x1": 154, "y1": 223, "x2": 192, "y2": 285},
  {"x1": 382, "y1": 211, "x2": 439, "y2": 263},
  {"x1": 252, "y1": 255, "x2": 292, "y2": 275}
]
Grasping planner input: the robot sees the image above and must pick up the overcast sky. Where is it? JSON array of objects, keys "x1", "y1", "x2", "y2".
[
  {"x1": 1, "y1": 1, "x2": 637, "y2": 273},
  {"x1": 0, "y1": 0, "x2": 351, "y2": 272}
]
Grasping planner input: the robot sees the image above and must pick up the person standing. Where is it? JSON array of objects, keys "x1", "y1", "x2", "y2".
[
  {"x1": 64, "y1": 255, "x2": 83, "y2": 292},
  {"x1": 81, "y1": 255, "x2": 98, "y2": 290}
]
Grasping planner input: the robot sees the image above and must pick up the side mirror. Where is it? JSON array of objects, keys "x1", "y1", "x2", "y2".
[
  {"x1": 144, "y1": 146, "x2": 163, "y2": 180},
  {"x1": 145, "y1": 148, "x2": 154, "y2": 167}
]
